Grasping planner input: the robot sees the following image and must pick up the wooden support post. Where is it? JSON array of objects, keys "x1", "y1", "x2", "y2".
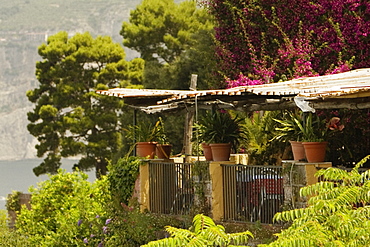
[{"x1": 183, "y1": 74, "x2": 197, "y2": 162}]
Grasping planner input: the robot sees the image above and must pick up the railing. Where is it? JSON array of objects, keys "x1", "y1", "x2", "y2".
[
  {"x1": 148, "y1": 162, "x2": 194, "y2": 215},
  {"x1": 222, "y1": 164, "x2": 284, "y2": 223}
]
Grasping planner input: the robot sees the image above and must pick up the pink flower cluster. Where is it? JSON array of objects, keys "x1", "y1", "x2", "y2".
[
  {"x1": 226, "y1": 74, "x2": 263, "y2": 88},
  {"x1": 205, "y1": 0, "x2": 370, "y2": 88}
]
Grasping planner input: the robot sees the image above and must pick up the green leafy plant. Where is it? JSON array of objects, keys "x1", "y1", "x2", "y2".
[
  {"x1": 125, "y1": 117, "x2": 165, "y2": 143},
  {"x1": 6, "y1": 191, "x2": 22, "y2": 212},
  {"x1": 107, "y1": 155, "x2": 142, "y2": 205},
  {"x1": 0, "y1": 210, "x2": 29, "y2": 247},
  {"x1": 15, "y1": 169, "x2": 110, "y2": 246},
  {"x1": 275, "y1": 111, "x2": 344, "y2": 142},
  {"x1": 261, "y1": 155, "x2": 370, "y2": 246},
  {"x1": 191, "y1": 161, "x2": 211, "y2": 215},
  {"x1": 244, "y1": 111, "x2": 285, "y2": 165},
  {"x1": 273, "y1": 110, "x2": 305, "y2": 142},
  {"x1": 195, "y1": 110, "x2": 246, "y2": 152},
  {"x1": 105, "y1": 199, "x2": 188, "y2": 247},
  {"x1": 142, "y1": 214, "x2": 253, "y2": 247}
]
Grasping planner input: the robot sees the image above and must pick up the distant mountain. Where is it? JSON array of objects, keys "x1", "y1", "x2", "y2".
[{"x1": 0, "y1": 0, "x2": 143, "y2": 160}]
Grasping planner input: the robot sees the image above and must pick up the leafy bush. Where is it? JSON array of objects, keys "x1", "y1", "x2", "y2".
[
  {"x1": 15, "y1": 169, "x2": 110, "y2": 246},
  {"x1": 261, "y1": 155, "x2": 370, "y2": 246},
  {"x1": 142, "y1": 214, "x2": 253, "y2": 246},
  {"x1": 107, "y1": 156, "x2": 142, "y2": 206},
  {"x1": 244, "y1": 111, "x2": 286, "y2": 165},
  {"x1": 5, "y1": 191, "x2": 22, "y2": 212},
  {"x1": 0, "y1": 210, "x2": 29, "y2": 246},
  {"x1": 105, "y1": 155, "x2": 189, "y2": 246}
]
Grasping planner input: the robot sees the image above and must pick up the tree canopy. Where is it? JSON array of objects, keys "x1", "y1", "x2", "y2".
[
  {"x1": 26, "y1": 31, "x2": 144, "y2": 177},
  {"x1": 121, "y1": 0, "x2": 214, "y2": 64},
  {"x1": 121, "y1": 0, "x2": 218, "y2": 89}
]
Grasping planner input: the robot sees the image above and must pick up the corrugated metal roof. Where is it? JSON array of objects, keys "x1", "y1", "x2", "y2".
[{"x1": 96, "y1": 68, "x2": 370, "y2": 112}]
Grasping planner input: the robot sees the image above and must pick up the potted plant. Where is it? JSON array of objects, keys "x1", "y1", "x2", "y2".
[
  {"x1": 125, "y1": 118, "x2": 163, "y2": 159},
  {"x1": 193, "y1": 121, "x2": 213, "y2": 161},
  {"x1": 274, "y1": 110, "x2": 305, "y2": 161},
  {"x1": 292, "y1": 112, "x2": 344, "y2": 163},
  {"x1": 196, "y1": 109, "x2": 246, "y2": 161},
  {"x1": 155, "y1": 118, "x2": 172, "y2": 159}
]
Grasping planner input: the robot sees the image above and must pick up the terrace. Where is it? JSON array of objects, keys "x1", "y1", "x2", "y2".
[{"x1": 97, "y1": 68, "x2": 370, "y2": 223}]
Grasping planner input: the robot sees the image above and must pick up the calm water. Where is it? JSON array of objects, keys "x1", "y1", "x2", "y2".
[{"x1": 0, "y1": 159, "x2": 96, "y2": 210}]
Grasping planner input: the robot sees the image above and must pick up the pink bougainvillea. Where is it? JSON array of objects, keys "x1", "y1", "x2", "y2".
[
  {"x1": 203, "y1": 0, "x2": 370, "y2": 88},
  {"x1": 226, "y1": 74, "x2": 263, "y2": 88}
]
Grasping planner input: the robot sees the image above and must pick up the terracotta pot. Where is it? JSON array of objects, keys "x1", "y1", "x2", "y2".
[
  {"x1": 156, "y1": 144, "x2": 172, "y2": 159},
  {"x1": 302, "y1": 141, "x2": 328, "y2": 163},
  {"x1": 289, "y1": 141, "x2": 305, "y2": 161},
  {"x1": 201, "y1": 143, "x2": 213, "y2": 161},
  {"x1": 209, "y1": 143, "x2": 231, "y2": 161},
  {"x1": 136, "y1": 142, "x2": 157, "y2": 159}
]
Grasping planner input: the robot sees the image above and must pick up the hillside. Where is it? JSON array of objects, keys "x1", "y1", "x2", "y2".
[{"x1": 0, "y1": 0, "x2": 142, "y2": 160}]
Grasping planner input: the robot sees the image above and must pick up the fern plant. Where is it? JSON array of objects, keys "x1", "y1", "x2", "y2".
[
  {"x1": 141, "y1": 214, "x2": 253, "y2": 247},
  {"x1": 260, "y1": 155, "x2": 370, "y2": 247}
]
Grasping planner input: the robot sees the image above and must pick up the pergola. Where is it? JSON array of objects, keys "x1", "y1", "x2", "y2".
[
  {"x1": 97, "y1": 68, "x2": 370, "y2": 158},
  {"x1": 97, "y1": 68, "x2": 370, "y2": 114}
]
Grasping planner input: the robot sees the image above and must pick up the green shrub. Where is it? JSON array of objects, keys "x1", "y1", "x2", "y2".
[
  {"x1": 142, "y1": 214, "x2": 253, "y2": 247},
  {"x1": 261, "y1": 155, "x2": 370, "y2": 246},
  {"x1": 105, "y1": 156, "x2": 189, "y2": 246},
  {"x1": 107, "y1": 156, "x2": 142, "y2": 206},
  {"x1": 5, "y1": 191, "x2": 22, "y2": 212},
  {"x1": 15, "y1": 169, "x2": 110, "y2": 246},
  {"x1": 0, "y1": 210, "x2": 30, "y2": 246}
]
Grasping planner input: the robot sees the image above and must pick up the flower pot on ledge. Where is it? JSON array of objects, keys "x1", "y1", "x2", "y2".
[
  {"x1": 209, "y1": 143, "x2": 231, "y2": 161},
  {"x1": 136, "y1": 142, "x2": 157, "y2": 159},
  {"x1": 156, "y1": 144, "x2": 172, "y2": 159},
  {"x1": 302, "y1": 141, "x2": 328, "y2": 163},
  {"x1": 202, "y1": 143, "x2": 213, "y2": 161},
  {"x1": 289, "y1": 141, "x2": 305, "y2": 161}
]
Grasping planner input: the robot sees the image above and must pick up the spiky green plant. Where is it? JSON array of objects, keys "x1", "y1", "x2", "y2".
[
  {"x1": 260, "y1": 155, "x2": 370, "y2": 247},
  {"x1": 196, "y1": 110, "x2": 247, "y2": 152},
  {"x1": 141, "y1": 214, "x2": 253, "y2": 247},
  {"x1": 244, "y1": 111, "x2": 284, "y2": 165}
]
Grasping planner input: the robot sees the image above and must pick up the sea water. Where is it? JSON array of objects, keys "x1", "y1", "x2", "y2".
[{"x1": 0, "y1": 159, "x2": 96, "y2": 210}]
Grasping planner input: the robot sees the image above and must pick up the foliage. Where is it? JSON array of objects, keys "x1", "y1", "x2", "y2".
[
  {"x1": 122, "y1": 0, "x2": 213, "y2": 64},
  {"x1": 191, "y1": 161, "x2": 211, "y2": 215},
  {"x1": 167, "y1": 28, "x2": 221, "y2": 90},
  {"x1": 107, "y1": 156, "x2": 142, "y2": 206},
  {"x1": 104, "y1": 155, "x2": 188, "y2": 246},
  {"x1": 195, "y1": 109, "x2": 246, "y2": 152},
  {"x1": 295, "y1": 112, "x2": 329, "y2": 142},
  {"x1": 273, "y1": 110, "x2": 305, "y2": 142},
  {"x1": 244, "y1": 111, "x2": 286, "y2": 166},
  {"x1": 323, "y1": 109, "x2": 370, "y2": 167},
  {"x1": 121, "y1": 0, "x2": 219, "y2": 90},
  {"x1": 16, "y1": 169, "x2": 110, "y2": 246},
  {"x1": 124, "y1": 117, "x2": 166, "y2": 144},
  {"x1": 26, "y1": 31, "x2": 144, "y2": 177},
  {"x1": 105, "y1": 199, "x2": 188, "y2": 247},
  {"x1": 142, "y1": 214, "x2": 253, "y2": 247},
  {"x1": 205, "y1": 0, "x2": 369, "y2": 86},
  {"x1": 0, "y1": 210, "x2": 30, "y2": 246},
  {"x1": 5, "y1": 191, "x2": 22, "y2": 212},
  {"x1": 261, "y1": 155, "x2": 370, "y2": 247},
  {"x1": 274, "y1": 111, "x2": 345, "y2": 142}
]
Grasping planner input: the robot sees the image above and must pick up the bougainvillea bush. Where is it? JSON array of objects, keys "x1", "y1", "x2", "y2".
[{"x1": 201, "y1": 0, "x2": 370, "y2": 87}]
